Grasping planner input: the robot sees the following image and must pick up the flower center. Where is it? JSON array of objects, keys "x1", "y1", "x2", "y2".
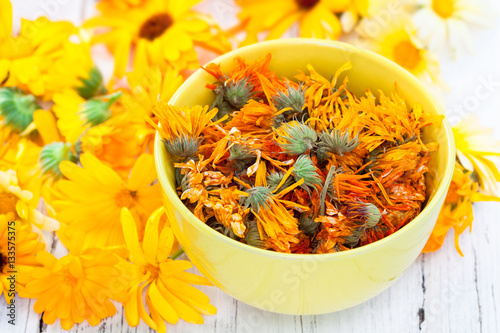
[
  {"x1": 0, "y1": 193, "x2": 18, "y2": 217},
  {"x1": 139, "y1": 13, "x2": 173, "y2": 41},
  {"x1": 115, "y1": 189, "x2": 137, "y2": 209},
  {"x1": 63, "y1": 270, "x2": 78, "y2": 287},
  {"x1": 432, "y1": 0, "x2": 454, "y2": 19},
  {"x1": 144, "y1": 263, "x2": 160, "y2": 280},
  {"x1": 393, "y1": 40, "x2": 421, "y2": 70},
  {"x1": 295, "y1": 0, "x2": 320, "y2": 9},
  {"x1": 0, "y1": 253, "x2": 7, "y2": 273}
]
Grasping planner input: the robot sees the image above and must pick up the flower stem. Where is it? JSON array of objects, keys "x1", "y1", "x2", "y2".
[{"x1": 170, "y1": 248, "x2": 184, "y2": 260}]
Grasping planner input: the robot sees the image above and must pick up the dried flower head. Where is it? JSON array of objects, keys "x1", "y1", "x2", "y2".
[
  {"x1": 318, "y1": 129, "x2": 359, "y2": 156},
  {"x1": 242, "y1": 186, "x2": 273, "y2": 212},
  {"x1": 148, "y1": 103, "x2": 217, "y2": 159},
  {"x1": 244, "y1": 220, "x2": 267, "y2": 248},
  {"x1": 272, "y1": 83, "x2": 306, "y2": 115},
  {"x1": 267, "y1": 171, "x2": 293, "y2": 191},
  {"x1": 164, "y1": 137, "x2": 201, "y2": 160},
  {"x1": 223, "y1": 77, "x2": 255, "y2": 109},
  {"x1": 228, "y1": 144, "x2": 256, "y2": 172},
  {"x1": 292, "y1": 155, "x2": 322, "y2": 190},
  {"x1": 211, "y1": 86, "x2": 235, "y2": 121},
  {"x1": 345, "y1": 200, "x2": 382, "y2": 228},
  {"x1": 298, "y1": 212, "x2": 318, "y2": 237},
  {"x1": 276, "y1": 121, "x2": 317, "y2": 155},
  {"x1": 207, "y1": 217, "x2": 240, "y2": 240}
]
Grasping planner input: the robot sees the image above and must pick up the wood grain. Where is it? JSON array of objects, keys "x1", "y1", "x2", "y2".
[{"x1": 1, "y1": 0, "x2": 499, "y2": 332}]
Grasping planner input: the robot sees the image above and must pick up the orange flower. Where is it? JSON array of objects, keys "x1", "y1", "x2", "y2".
[
  {"x1": 237, "y1": 162, "x2": 308, "y2": 252},
  {"x1": 423, "y1": 163, "x2": 500, "y2": 255}
]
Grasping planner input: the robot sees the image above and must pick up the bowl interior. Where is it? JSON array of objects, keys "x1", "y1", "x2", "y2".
[{"x1": 155, "y1": 38, "x2": 455, "y2": 258}]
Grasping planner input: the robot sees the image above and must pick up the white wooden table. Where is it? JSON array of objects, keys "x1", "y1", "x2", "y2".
[{"x1": 2, "y1": 1, "x2": 500, "y2": 332}]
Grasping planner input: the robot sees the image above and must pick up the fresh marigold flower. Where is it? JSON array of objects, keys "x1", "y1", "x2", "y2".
[
  {"x1": 79, "y1": 115, "x2": 145, "y2": 179},
  {"x1": 236, "y1": 0, "x2": 347, "y2": 45},
  {"x1": 19, "y1": 248, "x2": 133, "y2": 330},
  {"x1": 0, "y1": 0, "x2": 94, "y2": 100},
  {"x1": 85, "y1": 0, "x2": 231, "y2": 77},
  {"x1": 0, "y1": 218, "x2": 45, "y2": 303},
  {"x1": 0, "y1": 170, "x2": 59, "y2": 232},
  {"x1": 53, "y1": 153, "x2": 162, "y2": 249},
  {"x1": 39, "y1": 142, "x2": 78, "y2": 180},
  {"x1": 52, "y1": 89, "x2": 122, "y2": 144},
  {"x1": 423, "y1": 163, "x2": 500, "y2": 256},
  {"x1": 120, "y1": 207, "x2": 216, "y2": 332}
]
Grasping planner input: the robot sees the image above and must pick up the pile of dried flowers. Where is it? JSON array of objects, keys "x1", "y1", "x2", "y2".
[{"x1": 151, "y1": 55, "x2": 443, "y2": 254}]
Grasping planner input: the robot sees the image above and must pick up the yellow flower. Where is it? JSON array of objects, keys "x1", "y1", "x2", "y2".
[
  {"x1": 453, "y1": 115, "x2": 500, "y2": 195},
  {"x1": 423, "y1": 163, "x2": 500, "y2": 255},
  {"x1": 120, "y1": 66, "x2": 184, "y2": 149},
  {"x1": 0, "y1": 218, "x2": 45, "y2": 304},
  {"x1": 340, "y1": 0, "x2": 392, "y2": 32},
  {"x1": 0, "y1": 169, "x2": 59, "y2": 232},
  {"x1": 123, "y1": 66, "x2": 184, "y2": 116},
  {"x1": 97, "y1": 0, "x2": 147, "y2": 10},
  {"x1": 19, "y1": 248, "x2": 133, "y2": 330},
  {"x1": 412, "y1": 0, "x2": 489, "y2": 54},
  {"x1": 79, "y1": 115, "x2": 145, "y2": 179},
  {"x1": 237, "y1": 0, "x2": 347, "y2": 45},
  {"x1": 357, "y1": 18, "x2": 441, "y2": 83},
  {"x1": 0, "y1": 0, "x2": 93, "y2": 100},
  {"x1": 1, "y1": 108, "x2": 68, "y2": 203},
  {"x1": 85, "y1": 0, "x2": 231, "y2": 77},
  {"x1": 53, "y1": 153, "x2": 162, "y2": 249},
  {"x1": 52, "y1": 89, "x2": 122, "y2": 144},
  {"x1": 120, "y1": 207, "x2": 216, "y2": 332}
]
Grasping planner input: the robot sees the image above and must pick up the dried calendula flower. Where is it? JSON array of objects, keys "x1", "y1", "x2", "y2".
[
  {"x1": 345, "y1": 200, "x2": 382, "y2": 229},
  {"x1": 267, "y1": 171, "x2": 293, "y2": 191},
  {"x1": 228, "y1": 144, "x2": 256, "y2": 172},
  {"x1": 244, "y1": 220, "x2": 267, "y2": 249},
  {"x1": 318, "y1": 129, "x2": 359, "y2": 156},
  {"x1": 292, "y1": 155, "x2": 322, "y2": 191},
  {"x1": 147, "y1": 103, "x2": 218, "y2": 159},
  {"x1": 341, "y1": 200, "x2": 382, "y2": 247},
  {"x1": 276, "y1": 121, "x2": 317, "y2": 155},
  {"x1": 298, "y1": 212, "x2": 318, "y2": 237},
  {"x1": 223, "y1": 77, "x2": 256, "y2": 109},
  {"x1": 272, "y1": 83, "x2": 306, "y2": 115}
]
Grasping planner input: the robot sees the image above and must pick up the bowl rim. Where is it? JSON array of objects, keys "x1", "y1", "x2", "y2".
[{"x1": 154, "y1": 38, "x2": 456, "y2": 261}]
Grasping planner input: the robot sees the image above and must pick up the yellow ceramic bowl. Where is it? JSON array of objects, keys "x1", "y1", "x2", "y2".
[{"x1": 154, "y1": 39, "x2": 455, "y2": 315}]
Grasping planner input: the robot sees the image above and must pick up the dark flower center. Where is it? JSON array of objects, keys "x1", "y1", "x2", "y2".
[
  {"x1": 295, "y1": 0, "x2": 320, "y2": 9},
  {"x1": 139, "y1": 13, "x2": 173, "y2": 41},
  {"x1": 0, "y1": 253, "x2": 7, "y2": 273}
]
